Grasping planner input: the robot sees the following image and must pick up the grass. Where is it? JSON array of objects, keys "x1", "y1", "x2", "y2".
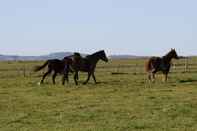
[{"x1": 0, "y1": 59, "x2": 197, "y2": 131}]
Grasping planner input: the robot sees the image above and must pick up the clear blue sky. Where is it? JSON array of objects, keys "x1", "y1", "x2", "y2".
[{"x1": 0, "y1": 0, "x2": 196, "y2": 56}]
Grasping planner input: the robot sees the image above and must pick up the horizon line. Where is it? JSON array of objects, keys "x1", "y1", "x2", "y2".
[{"x1": 0, "y1": 52, "x2": 196, "y2": 57}]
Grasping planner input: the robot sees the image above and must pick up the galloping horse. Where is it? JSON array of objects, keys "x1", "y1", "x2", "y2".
[
  {"x1": 145, "y1": 49, "x2": 179, "y2": 82},
  {"x1": 70, "y1": 50, "x2": 108, "y2": 85},
  {"x1": 34, "y1": 57, "x2": 73, "y2": 85}
]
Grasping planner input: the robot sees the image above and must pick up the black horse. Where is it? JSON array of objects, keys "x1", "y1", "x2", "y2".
[
  {"x1": 145, "y1": 49, "x2": 179, "y2": 82},
  {"x1": 34, "y1": 57, "x2": 72, "y2": 85},
  {"x1": 70, "y1": 50, "x2": 108, "y2": 85}
]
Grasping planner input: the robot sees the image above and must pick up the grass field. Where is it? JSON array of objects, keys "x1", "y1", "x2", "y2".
[{"x1": 0, "y1": 59, "x2": 197, "y2": 131}]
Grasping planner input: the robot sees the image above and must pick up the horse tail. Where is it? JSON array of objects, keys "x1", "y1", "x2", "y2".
[
  {"x1": 34, "y1": 60, "x2": 49, "y2": 72},
  {"x1": 145, "y1": 59, "x2": 151, "y2": 72}
]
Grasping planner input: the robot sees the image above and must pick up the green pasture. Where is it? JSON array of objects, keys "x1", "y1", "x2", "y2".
[{"x1": 0, "y1": 58, "x2": 197, "y2": 131}]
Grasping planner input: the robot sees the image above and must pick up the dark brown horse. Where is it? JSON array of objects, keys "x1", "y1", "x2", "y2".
[
  {"x1": 34, "y1": 57, "x2": 73, "y2": 85},
  {"x1": 145, "y1": 49, "x2": 179, "y2": 82},
  {"x1": 70, "y1": 50, "x2": 108, "y2": 85}
]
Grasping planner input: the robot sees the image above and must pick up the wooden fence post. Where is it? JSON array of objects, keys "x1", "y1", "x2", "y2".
[
  {"x1": 184, "y1": 58, "x2": 188, "y2": 73},
  {"x1": 134, "y1": 64, "x2": 138, "y2": 75},
  {"x1": 23, "y1": 65, "x2": 26, "y2": 77},
  {"x1": 116, "y1": 64, "x2": 120, "y2": 73}
]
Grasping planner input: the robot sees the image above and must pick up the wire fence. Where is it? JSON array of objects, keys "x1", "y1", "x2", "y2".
[{"x1": 0, "y1": 58, "x2": 196, "y2": 78}]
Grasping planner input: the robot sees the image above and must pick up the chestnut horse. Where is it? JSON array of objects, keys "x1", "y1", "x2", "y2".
[
  {"x1": 70, "y1": 50, "x2": 108, "y2": 85},
  {"x1": 34, "y1": 57, "x2": 73, "y2": 85},
  {"x1": 145, "y1": 49, "x2": 179, "y2": 82}
]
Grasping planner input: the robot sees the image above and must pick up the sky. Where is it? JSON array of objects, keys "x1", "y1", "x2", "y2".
[{"x1": 0, "y1": 0, "x2": 196, "y2": 56}]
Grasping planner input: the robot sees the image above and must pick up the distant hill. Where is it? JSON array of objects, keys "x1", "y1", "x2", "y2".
[
  {"x1": 0, "y1": 52, "x2": 73, "y2": 61},
  {"x1": 109, "y1": 55, "x2": 147, "y2": 59}
]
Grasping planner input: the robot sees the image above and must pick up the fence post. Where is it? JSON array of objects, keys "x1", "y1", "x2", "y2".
[
  {"x1": 116, "y1": 64, "x2": 120, "y2": 73},
  {"x1": 172, "y1": 62, "x2": 176, "y2": 73},
  {"x1": 23, "y1": 65, "x2": 26, "y2": 77},
  {"x1": 134, "y1": 64, "x2": 138, "y2": 75},
  {"x1": 184, "y1": 58, "x2": 188, "y2": 73}
]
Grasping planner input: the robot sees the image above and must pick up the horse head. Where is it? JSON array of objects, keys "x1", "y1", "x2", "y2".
[
  {"x1": 170, "y1": 48, "x2": 179, "y2": 59},
  {"x1": 98, "y1": 50, "x2": 108, "y2": 62}
]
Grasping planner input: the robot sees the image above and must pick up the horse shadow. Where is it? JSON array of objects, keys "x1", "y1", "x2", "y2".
[
  {"x1": 77, "y1": 80, "x2": 121, "y2": 85},
  {"x1": 179, "y1": 79, "x2": 197, "y2": 83},
  {"x1": 96, "y1": 80, "x2": 121, "y2": 85}
]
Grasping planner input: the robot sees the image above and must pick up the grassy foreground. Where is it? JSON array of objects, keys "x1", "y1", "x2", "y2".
[{"x1": 0, "y1": 60, "x2": 197, "y2": 131}]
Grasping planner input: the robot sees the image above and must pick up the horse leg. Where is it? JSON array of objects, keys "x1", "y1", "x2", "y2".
[
  {"x1": 52, "y1": 72, "x2": 57, "y2": 85},
  {"x1": 92, "y1": 72, "x2": 97, "y2": 84},
  {"x1": 163, "y1": 73, "x2": 168, "y2": 82},
  {"x1": 147, "y1": 72, "x2": 151, "y2": 81},
  {"x1": 152, "y1": 73, "x2": 156, "y2": 82},
  {"x1": 40, "y1": 69, "x2": 52, "y2": 84},
  {"x1": 76, "y1": 73, "x2": 79, "y2": 80},
  {"x1": 62, "y1": 73, "x2": 69, "y2": 85},
  {"x1": 83, "y1": 72, "x2": 91, "y2": 85},
  {"x1": 74, "y1": 71, "x2": 78, "y2": 85},
  {"x1": 62, "y1": 67, "x2": 69, "y2": 85}
]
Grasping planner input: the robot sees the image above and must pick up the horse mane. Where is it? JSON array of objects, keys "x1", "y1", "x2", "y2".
[
  {"x1": 84, "y1": 50, "x2": 103, "y2": 58},
  {"x1": 91, "y1": 50, "x2": 105, "y2": 56},
  {"x1": 163, "y1": 50, "x2": 172, "y2": 58},
  {"x1": 162, "y1": 49, "x2": 177, "y2": 63}
]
